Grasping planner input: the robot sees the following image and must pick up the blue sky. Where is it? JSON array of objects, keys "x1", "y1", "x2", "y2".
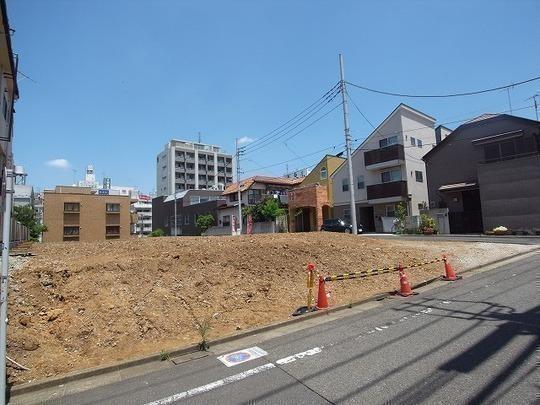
[{"x1": 8, "y1": 0, "x2": 540, "y2": 193}]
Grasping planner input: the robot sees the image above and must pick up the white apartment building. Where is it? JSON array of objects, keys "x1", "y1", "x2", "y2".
[
  {"x1": 132, "y1": 194, "x2": 152, "y2": 235},
  {"x1": 156, "y1": 140, "x2": 234, "y2": 196},
  {"x1": 331, "y1": 104, "x2": 438, "y2": 233}
]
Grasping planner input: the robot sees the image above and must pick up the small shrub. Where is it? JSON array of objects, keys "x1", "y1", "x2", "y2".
[
  {"x1": 418, "y1": 214, "x2": 437, "y2": 234},
  {"x1": 160, "y1": 350, "x2": 171, "y2": 361},
  {"x1": 196, "y1": 214, "x2": 215, "y2": 234},
  {"x1": 150, "y1": 228, "x2": 165, "y2": 237}
]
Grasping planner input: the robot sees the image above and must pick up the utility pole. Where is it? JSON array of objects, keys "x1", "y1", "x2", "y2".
[
  {"x1": 173, "y1": 189, "x2": 177, "y2": 237},
  {"x1": 0, "y1": 168, "x2": 14, "y2": 404},
  {"x1": 338, "y1": 54, "x2": 358, "y2": 234},
  {"x1": 198, "y1": 131, "x2": 201, "y2": 144},
  {"x1": 235, "y1": 138, "x2": 243, "y2": 235},
  {"x1": 526, "y1": 94, "x2": 539, "y2": 121}
]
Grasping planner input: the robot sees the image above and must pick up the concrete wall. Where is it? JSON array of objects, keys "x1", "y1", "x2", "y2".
[
  {"x1": 478, "y1": 154, "x2": 540, "y2": 232},
  {"x1": 43, "y1": 192, "x2": 131, "y2": 242}
]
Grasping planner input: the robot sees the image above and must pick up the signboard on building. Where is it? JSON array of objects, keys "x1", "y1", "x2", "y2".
[
  {"x1": 97, "y1": 189, "x2": 109, "y2": 196},
  {"x1": 138, "y1": 194, "x2": 152, "y2": 202}
]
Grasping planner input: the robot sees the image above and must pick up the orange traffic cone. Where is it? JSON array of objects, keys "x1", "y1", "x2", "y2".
[
  {"x1": 397, "y1": 265, "x2": 415, "y2": 297},
  {"x1": 316, "y1": 276, "x2": 329, "y2": 309},
  {"x1": 442, "y1": 255, "x2": 462, "y2": 281}
]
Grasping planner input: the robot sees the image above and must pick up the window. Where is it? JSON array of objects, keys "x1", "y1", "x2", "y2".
[
  {"x1": 410, "y1": 137, "x2": 416, "y2": 146},
  {"x1": 385, "y1": 204, "x2": 396, "y2": 217},
  {"x1": 343, "y1": 208, "x2": 351, "y2": 222},
  {"x1": 106, "y1": 203, "x2": 120, "y2": 212},
  {"x1": 342, "y1": 178, "x2": 349, "y2": 192},
  {"x1": 415, "y1": 170, "x2": 423, "y2": 182},
  {"x1": 63, "y1": 226, "x2": 79, "y2": 235},
  {"x1": 222, "y1": 215, "x2": 231, "y2": 227},
  {"x1": 184, "y1": 215, "x2": 190, "y2": 225},
  {"x1": 417, "y1": 139, "x2": 423, "y2": 148},
  {"x1": 379, "y1": 135, "x2": 398, "y2": 148},
  {"x1": 357, "y1": 175, "x2": 365, "y2": 189},
  {"x1": 381, "y1": 169, "x2": 401, "y2": 183},
  {"x1": 64, "y1": 202, "x2": 80, "y2": 212},
  {"x1": 248, "y1": 189, "x2": 262, "y2": 204},
  {"x1": 320, "y1": 167, "x2": 328, "y2": 180},
  {"x1": 2, "y1": 95, "x2": 7, "y2": 120},
  {"x1": 105, "y1": 226, "x2": 120, "y2": 235},
  {"x1": 229, "y1": 193, "x2": 238, "y2": 202}
]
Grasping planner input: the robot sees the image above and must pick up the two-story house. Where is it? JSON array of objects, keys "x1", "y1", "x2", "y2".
[
  {"x1": 331, "y1": 104, "x2": 437, "y2": 232},
  {"x1": 423, "y1": 113, "x2": 540, "y2": 234},
  {"x1": 218, "y1": 176, "x2": 303, "y2": 229}
]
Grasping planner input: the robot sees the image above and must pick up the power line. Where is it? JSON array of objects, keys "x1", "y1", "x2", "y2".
[
  {"x1": 346, "y1": 75, "x2": 540, "y2": 98},
  {"x1": 243, "y1": 143, "x2": 346, "y2": 174},
  {"x1": 242, "y1": 82, "x2": 340, "y2": 151},
  {"x1": 243, "y1": 90, "x2": 341, "y2": 154}
]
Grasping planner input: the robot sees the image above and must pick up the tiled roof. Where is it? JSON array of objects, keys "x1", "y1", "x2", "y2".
[{"x1": 222, "y1": 176, "x2": 304, "y2": 195}]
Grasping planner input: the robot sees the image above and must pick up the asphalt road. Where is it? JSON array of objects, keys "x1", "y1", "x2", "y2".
[
  {"x1": 40, "y1": 252, "x2": 539, "y2": 405},
  {"x1": 363, "y1": 233, "x2": 540, "y2": 245}
]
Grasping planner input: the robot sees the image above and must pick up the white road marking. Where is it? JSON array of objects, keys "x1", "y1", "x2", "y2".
[
  {"x1": 276, "y1": 347, "x2": 323, "y2": 365},
  {"x1": 144, "y1": 363, "x2": 276, "y2": 405}
]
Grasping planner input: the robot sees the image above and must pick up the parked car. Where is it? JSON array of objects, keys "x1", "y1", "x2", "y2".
[{"x1": 320, "y1": 218, "x2": 363, "y2": 234}]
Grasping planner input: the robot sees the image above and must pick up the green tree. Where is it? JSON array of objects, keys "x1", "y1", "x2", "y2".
[
  {"x1": 244, "y1": 198, "x2": 285, "y2": 222},
  {"x1": 394, "y1": 202, "x2": 407, "y2": 234},
  {"x1": 196, "y1": 214, "x2": 215, "y2": 234},
  {"x1": 13, "y1": 205, "x2": 47, "y2": 241}
]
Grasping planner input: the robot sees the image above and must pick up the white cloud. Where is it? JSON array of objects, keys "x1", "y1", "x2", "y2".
[
  {"x1": 237, "y1": 136, "x2": 255, "y2": 145},
  {"x1": 46, "y1": 158, "x2": 71, "y2": 170}
]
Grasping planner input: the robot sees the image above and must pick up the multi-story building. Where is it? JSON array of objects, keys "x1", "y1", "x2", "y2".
[
  {"x1": 156, "y1": 140, "x2": 234, "y2": 196},
  {"x1": 132, "y1": 194, "x2": 153, "y2": 235},
  {"x1": 152, "y1": 189, "x2": 225, "y2": 236},
  {"x1": 424, "y1": 113, "x2": 540, "y2": 234},
  {"x1": 331, "y1": 103, "x2": 437, "y2": 232},
  {"x1": 0, "y1": 0, "x2": 18, "y2": 203},
  {"x1": 43, "y1": 186, "x2": 131, "y2": 242}
]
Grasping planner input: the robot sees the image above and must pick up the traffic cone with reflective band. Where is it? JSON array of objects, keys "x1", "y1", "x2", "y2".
[
  {"x1": 442, "y1": 255, "x2": 462, "y2": 281},
  {"x1": 397, "y1": 264, "x2": 415, "y2": 297},
  {"x1": 316, "y1": 276, "x2": 329, "y2": 309}
]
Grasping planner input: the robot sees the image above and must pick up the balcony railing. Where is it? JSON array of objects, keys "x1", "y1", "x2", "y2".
[
  {"x1": 366, "y1": 180, "x2": 408, "y2": 200},
  {"x1": 364, "y1": 144, "x2": 405, "y2": 168}
]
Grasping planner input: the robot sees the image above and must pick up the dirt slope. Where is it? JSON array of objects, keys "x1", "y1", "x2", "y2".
[{"x1": 6, "y1": 233, "x2": 528, "y2": 384}]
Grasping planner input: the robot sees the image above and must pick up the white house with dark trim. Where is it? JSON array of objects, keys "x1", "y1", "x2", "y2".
[{"x1": 331, "y1": 103, "x2": 438, "y2": 232}]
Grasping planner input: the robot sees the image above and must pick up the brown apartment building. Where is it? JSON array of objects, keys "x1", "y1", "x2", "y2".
[{"x1": 43, "y1": 186, "x2": 131, "y2": 242}]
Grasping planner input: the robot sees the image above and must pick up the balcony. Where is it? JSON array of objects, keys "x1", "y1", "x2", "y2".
[
  {"x1": 366, "y1": 180, "x2": 408, "y2": 201},
  {"x1": 364, "y1": 144, "x2": 405, "y2": 170}
]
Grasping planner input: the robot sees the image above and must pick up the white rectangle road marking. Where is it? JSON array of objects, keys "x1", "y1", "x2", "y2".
[{"x1": 144, "y1": 363, "x2": 276, "y2": 405}]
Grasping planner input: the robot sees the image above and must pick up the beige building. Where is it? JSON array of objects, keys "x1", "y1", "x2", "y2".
[{"x1": 43, "y1": 186, "x2": 131, "y2": 242}]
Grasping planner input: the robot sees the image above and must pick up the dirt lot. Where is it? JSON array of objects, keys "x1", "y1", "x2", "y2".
[{"x1": 5, "y1": 233, "x2": 532, "y2": 384}]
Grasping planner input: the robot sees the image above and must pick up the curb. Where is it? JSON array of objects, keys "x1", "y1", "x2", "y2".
[{"x1": 10, "y1": 247, "x2": 539, "y2": 397}]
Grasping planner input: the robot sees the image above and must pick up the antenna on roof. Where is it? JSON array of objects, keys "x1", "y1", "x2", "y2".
[{"x1": 198, "y1": 131, "x2": 201, "y2": 143}]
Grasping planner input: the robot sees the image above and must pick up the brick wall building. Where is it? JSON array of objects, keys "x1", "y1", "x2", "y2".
[
  {"x1": 288, "y1": 183, "x2": 330, "y2": 232},
  {"x1": 43, "y1": 186, "x2": 131, "y2": 242}
]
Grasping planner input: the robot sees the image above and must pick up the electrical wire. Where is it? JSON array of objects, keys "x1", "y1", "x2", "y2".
[
  {"x1": 242, "y1": 82, "x2": 340, "y2": 151},
  {"x1": 243, "y1": 91, "x2": 341, "y2": 154},
  {"x1": 346, "y1": 75, "x2": 540, "y2": 98}
]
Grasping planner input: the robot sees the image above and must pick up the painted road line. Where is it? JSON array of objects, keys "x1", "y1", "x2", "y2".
[
  {"x1": 218, "y1": 346, "x2": 268, "y2": 367},
  {"x1": 275, "y1": 347, "x2": 323, "y2": 365},
  {"x1": 144, "y1": 363, "x2": 276, "y2": 405}
]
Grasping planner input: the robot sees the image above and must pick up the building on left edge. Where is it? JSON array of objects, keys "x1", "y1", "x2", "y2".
[{"x1": 0, "y1": 0, "x2": 18, "y2": 205}]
